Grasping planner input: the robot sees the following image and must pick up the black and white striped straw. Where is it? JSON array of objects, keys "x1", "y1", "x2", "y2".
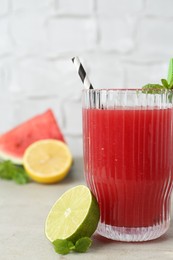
[{"x1": 72, "y1": 57, "x2": 94, "y2": 89}]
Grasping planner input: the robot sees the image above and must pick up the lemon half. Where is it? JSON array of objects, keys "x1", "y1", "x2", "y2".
[{"x1": 23, "y1": 139, "x2": 72, "y2": 184}]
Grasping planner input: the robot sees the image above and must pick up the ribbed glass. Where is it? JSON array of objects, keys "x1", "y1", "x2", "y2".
[{"x1": 82, "y1": 89, "x2": 173, "y2": 242}]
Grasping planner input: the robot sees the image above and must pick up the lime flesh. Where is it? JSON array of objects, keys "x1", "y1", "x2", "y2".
[{"x1": 45, "y1": 185, "x2": 100, "y2": 243}]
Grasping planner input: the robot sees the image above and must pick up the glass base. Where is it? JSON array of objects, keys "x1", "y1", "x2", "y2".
[{"x1": 97, "y1": 220, "x2": 170, "y2": 242}]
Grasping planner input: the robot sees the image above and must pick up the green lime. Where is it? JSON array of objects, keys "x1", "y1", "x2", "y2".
[{"x1": 45, "y1": 185, "x2": 100, "y2": 243}]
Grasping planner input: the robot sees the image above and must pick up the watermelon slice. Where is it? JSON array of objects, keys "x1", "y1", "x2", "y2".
[{"x1": 0, "y1": 109, "x2": 65, "y2": 165}]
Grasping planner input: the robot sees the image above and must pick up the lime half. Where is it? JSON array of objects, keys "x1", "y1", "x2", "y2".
[{"x1": 45, "y1": 185, "x2": 100, "y2": 243}]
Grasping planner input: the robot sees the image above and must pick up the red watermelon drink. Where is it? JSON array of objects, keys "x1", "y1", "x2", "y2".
[{"x1": 82, "y1": 89, "x2": 173, "y2": 242}]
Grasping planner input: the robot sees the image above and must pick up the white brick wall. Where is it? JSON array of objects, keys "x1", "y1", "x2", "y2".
[
  {"x1": 98, "y1": 17, "x2": 135, "y2": 52},
  {"x1": 145, "y1": 0, "x2": 173, "y2": 17},
  {"x1": 97, "y1": 0, "x2": 143, "y2": 16},
  {"x1": 10, "y1": 11, "x2": 48, "y2": 56},
  {"x1": 11, "y1": 0, "x2": 52, "y2": 11},
  {"x1": 46, "y1": 17, "x2": 97, "y2": 55},
  {"x1": 137, "y1": 18, "x2": 173, "y2": 56},
  {"x1": 0, "y1": 0, "x2": 172, "y2": 157},
  {"x1": 0, "y1": 18, "x2": 13, "y2": 55},
  {"x1": 58, "y1": 0, "x2": 94, "y2": 15}
]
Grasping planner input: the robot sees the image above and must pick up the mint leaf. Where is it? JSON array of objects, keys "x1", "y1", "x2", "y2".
[
  {"x1": 141, "y1": 84, "x2": 164, "y2": 94},
  {"x1": 52, "y1": 237, "x2": 92, "y2": 255},
  {"x1": 74, "y1": 237, "x2": 92, "y2": 253},
  {"x1": 142, "y1": 59, "x2": 173, "y2": 97},
  {"x1": 53, "y1": 239, "x2": 74, "y2": 255},
  {"x1": 167, "y1": 58, "x2": 173, "y2": 84},
  {"x1": 0, "y1": 160, "x2": 30, "y2": 184},
  {"x1": 12, "y1": 166, "x2": 30, "y2": 184},
  {"x1": 0, "y1": 160, "x2": 13, "y2": 179},
  {"x1": 169, "y1": 77, "x2": 173, "y2": 88},
  {"x1": 161, "y1": 79, "x2": 169, "y2": 89},
  {"x1": 141, "y1": 82, "x2": 173, "y2": 102}
]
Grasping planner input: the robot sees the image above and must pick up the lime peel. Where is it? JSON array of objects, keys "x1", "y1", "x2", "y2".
[{"x1": 45, "y1": 185, "x2": 100, "y2": 247}]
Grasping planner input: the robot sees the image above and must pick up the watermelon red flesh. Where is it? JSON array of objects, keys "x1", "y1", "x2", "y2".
[{"x1": 0, "y1": 109, "x2": 65, "y2": 162}]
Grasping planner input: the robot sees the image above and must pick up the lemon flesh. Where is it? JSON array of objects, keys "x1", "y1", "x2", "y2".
[
  {"x1": 45, "y1": 185, "x2": 100, "y2": 243},
  {"x1": 23, "y1": 139, "x2": 72, "y2": 184}
]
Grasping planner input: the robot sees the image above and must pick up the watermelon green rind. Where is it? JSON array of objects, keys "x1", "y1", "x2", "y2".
[
  {"x1": 0, "y1": 150, "x2": 22, "y2": 165},
  {"x1": 0, "y1": 109, "x2": 65, "y2": 165}
]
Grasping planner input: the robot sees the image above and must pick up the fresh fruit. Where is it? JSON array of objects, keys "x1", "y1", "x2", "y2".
[
  {"x1": 23, "y1": 139, "x2": 72, "y2": 184},
  {"x1": 45, "y1": 185, "x2": 100, "y2": 244},
  {"x1": 0, "y1": 109, "x2": 65, "y2": 165}
]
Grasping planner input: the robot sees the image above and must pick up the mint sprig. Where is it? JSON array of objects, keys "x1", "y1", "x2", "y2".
[
  {"x1": 53, "y1": 237, "x2": 92, "y2": 255},
  {"x1": 0, "y1": 160, "x2": 30, "y2": 184},
  {"x1": 142, "y1": 58, "x2": 173, "y2": 97},
  {"x1": 141, "y1": 83, "x2": 164, "y2": 94},
  {"x1": 142, "y1": 79, "x2": 173, "y2": 102},
  {"x1": 142, "y1": 78, "x2": 173, "y2": 93}
]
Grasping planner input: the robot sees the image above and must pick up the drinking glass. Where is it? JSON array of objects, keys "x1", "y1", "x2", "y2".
[{"x1": 82, "y1": 89, "x2": 173, "y2": 241}]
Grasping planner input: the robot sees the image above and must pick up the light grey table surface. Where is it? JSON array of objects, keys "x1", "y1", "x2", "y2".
[{"x1": 0, "y1": 157, "x2": 173, "y2": 260}]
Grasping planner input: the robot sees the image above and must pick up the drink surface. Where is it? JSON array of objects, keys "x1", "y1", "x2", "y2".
[{"x1": 83, "y1": 107, "x2": 173, "y2": 227}]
